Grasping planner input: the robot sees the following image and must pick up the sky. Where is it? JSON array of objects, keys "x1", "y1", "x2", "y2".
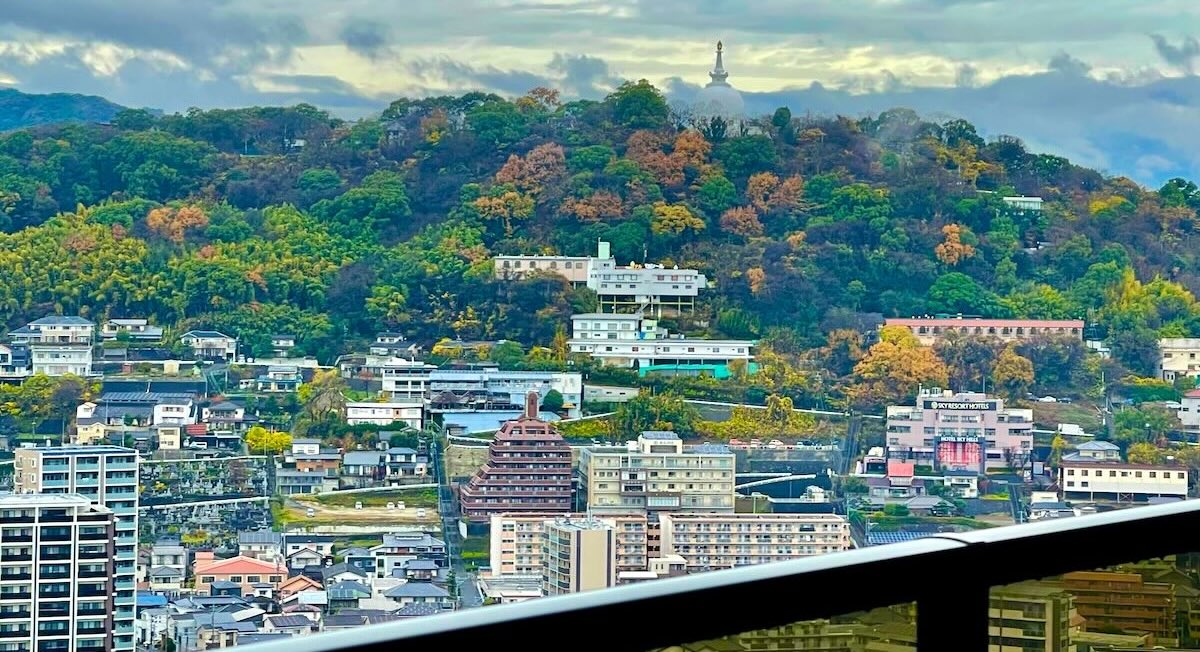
[{"x1": 2, "y1": 0, "x2": 1200, "y2": 184}]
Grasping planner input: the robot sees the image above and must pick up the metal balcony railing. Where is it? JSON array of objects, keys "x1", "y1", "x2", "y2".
[{"x1": 239, "y1": 500, "x2": 1200, "y2": 652}]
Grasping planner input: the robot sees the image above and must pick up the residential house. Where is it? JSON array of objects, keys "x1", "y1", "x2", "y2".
[
  {"x1": 342, "y1": 548, "x2": 375, "y2": 576},
  {"x1": 209, "y1": 580, "x2": 244, "y2": 597},
  {"x1": 286, "y1": 548, "x2": 324, "y2": 571},
  {"x1": 322, "y1": 563, "x2": 369, "y2": 585},
  {"x1": 385, "y1": 447, "x2": 428, "y2": 481},
  {"x1": 263, "y1": 615, "x2": 315, "y2": 637},
  {"x1": 1181, "y1": 389, "x2": 1200, "y2": 430},
  {"x1": 345, "y1": 401, "x2": 424, "y2": 429},
  {"x1": 238, "y1": 530, "x2": 283, "y2": 561},
  {"x1": 277, "y1": 470, "x2": 335, "y2": 495},
  {"x1": 0, "y1": 343, "x2": 31, "y2": 380},
  {"x1": 256, "y1": 365, "x2": 302, "y2": 393},
  {"x1": 291, "y1": 438, "x2": 321, "y2": 456},
  {"x1": 371, "y1": 533, "x2": 448, "y2": 578},
  {"x1": 151, "y1": 538, "x2": 188, "y2": 578},
  {"x1": 400, "y1": 559, "x2": 441, "y2": 582},
  {"x1": 283, "y1": 534, "x2": 336, "y2": 559},
  {"x1": 278, "y1": 575, "x2": 322, "y2": 601},
  {"x1": 327, "y1": 580, "x2": 372, "y2": 611},
  {"x1": 295, "y1": 452, "x2": 341, "y2": 475},
  {"x1": 270, "y1": 335, "x2": 297, "y2": 357},
  {"x1": 148, "y1": 566, "x2": 185, "y2": 591},
  {"x1": 382, "y1": 582, "x2": 453, "y2": 610},
  {"x1": 101, "y1": 318, "x2": 164, "y2": 342},
  {"x1": 341, "y1": 451, "x2": 386, "y2": 487},
  {"x1": 9, "y1": 315, "x2": 96, "y2": 376},
  {"x1": 428, "y1": 367, "x2": 584, "y2": 418},
  {"x1": 369, "y1": 333, "x2": 420, "y2": 357},
  {"x1": 192, "y1": 552, "x2": 285, "y2": 596},
  {"x1": 1062, "y1": 440, "x2": 1123, "y2": 463},
  {"x1": 202, "y1": 401, "x2": 259, "y2": 435},
  {"x1": 137, "y1": 607, "x2": 171, "y2": 648},
  {"x1": 181, "y1": 330, "x2": 238, "y2": 361},
  {"x1": 154, "y1": 424, "x2": 183, "y2": 451}
]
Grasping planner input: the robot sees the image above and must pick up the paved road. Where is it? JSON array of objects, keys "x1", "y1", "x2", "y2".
[
  {"x1": 430, "y1": 438, "x2": 483, "y2": 608},
  {"x1": 1008, "y1": 485, "x2": 1026, "y2": 524}
]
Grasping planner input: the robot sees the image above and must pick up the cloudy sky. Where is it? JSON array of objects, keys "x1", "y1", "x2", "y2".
[{"x1": 3, "y1": 0, "x2": 1200, "y2": 183}]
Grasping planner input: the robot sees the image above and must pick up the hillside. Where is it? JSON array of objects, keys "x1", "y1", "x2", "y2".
[
  {"x1": 0, "y1": 88, "x2": 127, "y2": 131},
  {"x1": 0, "y1": 82, "x2": 1196, "y2": 412}
]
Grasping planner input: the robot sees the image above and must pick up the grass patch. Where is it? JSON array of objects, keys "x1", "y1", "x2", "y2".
[
  {"x1": 868, "y1": 515, "x2": 992, "y2": 531},
  {"x1": 299, "y1": 488, "x2": 438, "y2": 509},
  {"x1": 1030, "y1": 401, "x2": 1102, "y2": 433},
  {"x1": 981, "y1": 493, "x2": 1010, "y2": 501},
  {"x1": 461, "y1": 533, "x2": 490, "y2": 564}
]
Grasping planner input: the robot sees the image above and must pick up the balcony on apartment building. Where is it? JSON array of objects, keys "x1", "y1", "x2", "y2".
[{"x1": 235, "y1": 500, "x2": 1200, "y2": 652}]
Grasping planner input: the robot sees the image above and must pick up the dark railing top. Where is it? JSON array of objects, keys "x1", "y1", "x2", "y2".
[{"x1": 242, "y1": 499, "x2": 1200, "y2": 652}]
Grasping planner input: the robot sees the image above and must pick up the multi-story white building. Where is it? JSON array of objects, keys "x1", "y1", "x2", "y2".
[
  {"x1": 14, "y1": 445, "x2": 139, "y2": 652},
  {"x1": 658, "y1": 513, "x2": 851, "y2": 571},
  {"x1": 885, "y1": 390, "x2": 1034, "y2": 474},
  {"x1": 377, "y1": 358, "x2": 436, "y2": 401},
  {"x1": 100, "y1": 319, "x2": 163, "y2": 342},
  {"x1": 344, "y1": 401, "x2": 424, "y2": 429},
  {"x1": 428, "y1": 368, "x2": 583, "y2": 417},
  {"x1": 0, "y1": 493, "x2": 117, "y2": 652},
  {"x1": 495, "y1": 241, "x2": 708, "y2": 316},
  {"x1": 1181, "y1": 389, "x2": 1200, "y2": 429},
  {"x1": 568, "y1": 313, "x2": 753, "y2": 379},
  {"x1": 1059, "y1": 461, "x2": 1188, "y2": 502},
  {"x1": 179, "y1": 330, "x2": 237, "y2": 361},
  {"x1": 1159, "y1": 338, "x2": 1200, "y2": 381},
  {"x1": 579, "y1": 432, "x2": 736, "y2": 514},
  {"x1": 542, "y1": 518, "x2": 617, "y2": 596},
  {"x1": 8, "y1": 316, "x2": 96, "y2": 377}
]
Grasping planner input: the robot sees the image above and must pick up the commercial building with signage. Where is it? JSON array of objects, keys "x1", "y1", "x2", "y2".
[{"x1": 885, "y1": 390, "x2": 1034, "y2": 474}]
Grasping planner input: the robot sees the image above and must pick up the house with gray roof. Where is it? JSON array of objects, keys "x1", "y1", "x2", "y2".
[
  {"x1": 180, "y1": 330, "x2": 238, "y2": 361},
  {"x1": 382, "y1": 582, "x2": 453, "y2": 609}
]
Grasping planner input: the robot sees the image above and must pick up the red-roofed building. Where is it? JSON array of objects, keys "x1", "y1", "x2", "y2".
[
  {"x1": 193, "y1": 552, "x2": 286, "y2": 596},
  {"x1": 885, "y1": 317, "x2": 1084, "y2": 346},
  {"x1": 887, "y1": 461, "x2": 915, "y2": 482}
]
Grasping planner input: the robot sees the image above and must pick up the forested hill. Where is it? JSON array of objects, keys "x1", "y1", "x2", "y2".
[
  {"x1": 0, "y1": 82, "x2": 1196, "y2": 401},
  {"x1": 0, "y1": 88, "x2": 127, "y2": 131}
]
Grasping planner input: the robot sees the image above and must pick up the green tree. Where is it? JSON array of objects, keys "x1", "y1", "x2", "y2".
[
  {"x1": 991, "y1": 346, "x2": 1035, "y2": 400},
  {"x1": 714, "y1": 135, "x2": 776, "y2": 181},
  {"x1": 605, "y1": 80, "x2": 668, "y2": 129},
  {"x1": 1112, "y1": 407, "x2": 1176, "y2": 445},
  {"x1": 613, "y1": 393, "x2": 699, "y2": 439},
  {"x1": 695, "y1": 175, "x2": 737, "y2": 217},
  {"x1": 541, "y1": 389, "x2": 565, "y2": 413}
]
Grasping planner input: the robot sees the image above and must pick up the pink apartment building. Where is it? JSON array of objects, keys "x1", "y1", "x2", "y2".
[{"x1": 885, "y1": 391, "x2": 1034, "y2": 474}]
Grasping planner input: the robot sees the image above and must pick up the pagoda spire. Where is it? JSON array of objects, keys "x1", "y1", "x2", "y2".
[{"x1": 708, "y1": 40, "x2": 729, "y2": 87}]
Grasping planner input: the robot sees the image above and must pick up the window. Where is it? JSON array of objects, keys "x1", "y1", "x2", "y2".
[
  {"x1": 1150, "y1": 472, "x2": 1157, "y2": 478},
  {"x1": 229, "y1": 575, "x2": 243, "y2": 582},
  {"x1": 1179, "y1": 472, "x2": 1187, "y2": 479},
  {"x1": 1066, "y1": 469, "x2": 1074, "y2": 476},
  {"x1": 248, "y1": 575, "x2": 261, "y2": 583},
  {"x1": 1066, "y1": 481, "x2": 1074, "y2": 487},
  {"x1": 201, "y1": 576, "x2": 214, "y2": 583},
  {"x1": 1135, "y1": 471, "x2": 1142, "y2": 478}
]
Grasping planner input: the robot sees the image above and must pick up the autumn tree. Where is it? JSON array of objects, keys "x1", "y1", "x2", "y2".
[
  {"x1": 847, "y1": 325, "x2": 949, "y2": 409},
  {"x1": 298, "y1": 370, "x2": 347, "y2": 423},
  {"x1": 651, "y1": 202, "x2": 704, "y2": 236},
  {"x1": 746, "y1": 172, "x2": 780, "y2": 214},
  {"x1": 719, "y1": 206, "x2": 763, "y2": 237},
  {"x1": 473, "y1": 190, "x2": 535, "y2": 236},
  {"x1": 935, "y1": 223, "x2": 977, "y2": 266},
  {"x1": 1127, "y1": 442, "x2": 1165, "y2": 465},
  {"x1": 991, "y1": 345, "x2": 1035, "y2": 399},
  {"x1": 934, "y1": 333, "x2": 1001, "y2": 392},
  {"x1": 245, "y1": 426, "x2": 292, "y2": 455},
  {"x1": 559, "y1": 191, "x2": 623, "y2": 222},
  {"x1": 495, "y1": 143, "x2": 567, "y2": 194},
  {"x1": 146, "y1": 205, "x2": 208, "y2": 244}
]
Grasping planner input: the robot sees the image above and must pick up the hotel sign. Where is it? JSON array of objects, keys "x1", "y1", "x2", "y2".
[{"x1": 922, "y1": 400, "x2": 997, "y2": 411}]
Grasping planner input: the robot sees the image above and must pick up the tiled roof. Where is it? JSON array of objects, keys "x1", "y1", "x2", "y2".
[
  {"x1": 238, "y1": 530, "x2": 281, "y2": 546},
  {"x1": 866, "y1": 530, "x2": 937, "y2": 546},
  {"x1": 267, "y1": 615, "x2": 313, "y2": 629},
  {"x1": 394, "y1": 603, "x2": 444, "y2": 617},
  {"x1": 195, "y1": 555, "x2": 282, "y2": 576},
  {"x1": 181, "y1": 330, "x2": 233, "y2": 339},
  {"x1": 384, "y1": 582, "x2": 450, "y2": 598},
  {"x1": 29, "y1": 316, "x2": 94, "y2": 326}
]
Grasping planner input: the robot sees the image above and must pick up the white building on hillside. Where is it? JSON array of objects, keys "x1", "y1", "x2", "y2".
[
  {"x1": 9, "y1": 316, "x2": 96, "y2": 376},
  {"x1": 345, "y1": 401, "x2": 423, "y2": 430},
  {"x1": 1160, "y1": 338, "x2": 1200, "y2": 381},
  {"x1": 568, "y1": 313, "x2": 753, "y2": 379},
  {"x1": 428, "y1": 367, "x2": 582, "y2": 417}
]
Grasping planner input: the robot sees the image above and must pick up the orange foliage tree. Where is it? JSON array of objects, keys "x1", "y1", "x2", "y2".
[
  {"x1": 935, "y1": 223, "x2": 977, "y2": 266},
  {"x1": 146, "y1": 205, "x2": 208, "y2": 244},
  {"x1": 720, "y1": 206, "x2": 763, "y2": 237}
]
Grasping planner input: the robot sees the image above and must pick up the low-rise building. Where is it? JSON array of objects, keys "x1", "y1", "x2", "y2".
[
  {"x1": 238, "y1": 530, "x2": 283, "y2": 561},
  {"x1": 1181, "y1": 389, "x2": 1200, "y2": 429},
  {"x1": 428, "y1": 367, "x2": 583, "y2": 418},
  {"x1": 1160, "y1": 338, "x2": 1200, "y2": 381},
  {"x1": 988, "y1": 582, "x2": 1073, "y2": 652},
  {"x1": 270, "y1": 335, "x2": 296, "y2": 357},
  {"x1": 0, "y1": 342, "x2": 31, "y2": 380},
  {"x1": 102, "y1": 318, "x2": 164, "y2": 341},
  {"x1": 884, "y1": 316, "x2": 1084, "y2": 346},
  {"x1": 256, "y1": 365, "x2": 301, "y2": 393},
  {"x1": 885, "y1": 390, "x2": 1033, "y2": 474},
  {"x1": 371, "y1": 533, "x2": 448, "y2": 578},
  {"x1": 341, "y1": 451, "x2": 385, "y2": 486},
  {"x1": 180, "y1": 330, "x2": 238, "y2": 361},
  {"x1": 276, "y1": 470, "x2": 335, "y2": 495},
  {"x1": 494, "y1": 253, "x2": 592, "y2": 284},
  {"x1": 378, "y1": 358, "x2": 436, "y2": 401},
  {"x1": 568, "y1": 312, "x2": 753, "y2": 378},
  {"x1": 192, "y1": 552, "x2": 285, "y2": 596},
  {"x1": 345, "y1": 401, "x2": 424, "y2": 429},
  {"x1": 1061, "y1": 439, "x2": 1122, "y2": 463},
  {"x1": 1060, "y1": 461, "x2": 1188, "y2": 502},
  {"x1": 578, "y1": 431, "x2": 736, "y2": 514},
  {"x1": 385, "y1": 447, "x2": 428, "y2": 480}
]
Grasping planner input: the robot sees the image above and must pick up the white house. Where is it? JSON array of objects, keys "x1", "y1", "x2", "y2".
[
  {"x1": 345, "y1": 401, "x2": 424, "y2": 429},
  {"x1": 0, "y1": 343, "x2": 30, "y2": 380},
  {"x1": 101, "y1": 318, "x2": 164, "y2": 341},
  {"x1": 568, "y1": 312, "x2": 753, "y2": 378},
  {"x1": 181, "y1": 330, "x2": 238, "y2": 361},
  {"x1": 378, "y1": 358, "x2": 436, "y2": 401},
  {"x1": 428, "y1": 368, "x2": 583, "y2": 417},
  {"x1": 1181, "y1": 389, "x2": 1200, "y2": 429},
  {"x1": 9, "y1": 316, "x2": 96, "y2": 376},
  {"x1": 291, "y1": 438, "x2": 322, "y2": 456}
]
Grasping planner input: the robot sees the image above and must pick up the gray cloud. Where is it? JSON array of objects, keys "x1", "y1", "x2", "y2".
[
  {"x1": 407, "y1": 58, "x2": 550, "y2": 96},
  {"x1": 1048, "y1": 52, "x2": 1092, "y2": 77},
  {"x1": 339, "y1": 19, "x2": 391, "y2": 61},
  {"x1": 954, "y1": 63, "x2": 978, "y2": 88},
  {"x1": 1150, "y1": 34, "x2": 1200, "y2": 74},
  {"x1": 547, "y1": 54, "x2": 621, "y2": 98}
]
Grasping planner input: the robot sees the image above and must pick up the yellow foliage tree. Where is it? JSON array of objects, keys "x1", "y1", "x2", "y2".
[
  {"x1": 1127, "y1": 442, "x2": 1165, "y2": 465},
  {"x1": 746, "y1": 172, "x2": 780, "y2": 214},
  {"x1": 991, "y1": 345, "x2": 1034, "y2": 399},
  {"x1": 848, "y1": 327, "x2": 949, "y2": 409},
  {"x1": 245, "y1": 425, "x2": 292, "y2": 454},
  {"x1": 651, "y1": 202, "x2": 705, "y2": 236},
  {"x1": 473, "y1": 191, "x2": 535, "y2": 236}
]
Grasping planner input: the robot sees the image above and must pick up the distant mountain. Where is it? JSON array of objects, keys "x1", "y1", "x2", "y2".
[{"x1": 0, "y1": 88, "x2": 127, "y2": 131}]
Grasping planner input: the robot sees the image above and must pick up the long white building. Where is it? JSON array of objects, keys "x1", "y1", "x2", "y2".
[
  {"x1": 1059, "y1": 461, "x2": 1188, "y2": 503},
  {"x1": 344, "y1": 401, "x2": 424, "y2": 429},
  {"x1": 8, "y1": 316, "x2": 96, "y2": 377},
  {"x1": 495, "y1": 241, "x2": 708, "y2": 316},
  {"x1": 568, "y1": 313, "x2": 753, "y2": 379},
  {"x1": 429, "y1": 368, "x2": 583, "y2": 417},
  {"x1": 0, "y1": 494, "x2": 117, "y2": 652},
  {"x1": 578, "y1": 432, "x2": 736, "y2": 514}
]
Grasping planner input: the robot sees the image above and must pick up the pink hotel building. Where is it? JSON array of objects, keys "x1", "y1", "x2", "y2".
[{"x1": 885, "y1": 391, "x2": 1034, "y2": 474}]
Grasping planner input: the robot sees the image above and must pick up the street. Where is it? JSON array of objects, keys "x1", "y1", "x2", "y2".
[{"x1": 430, "y1": 439, "x2": 484, "y2": 608}]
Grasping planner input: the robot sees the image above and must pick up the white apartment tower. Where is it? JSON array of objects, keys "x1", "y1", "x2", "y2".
[
  {"x1": 0, "y1": 494, "x2": 117, "y2": 652},
  {"x1": 14, "y1": 447, "x2": 139, "y2": 652}
]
